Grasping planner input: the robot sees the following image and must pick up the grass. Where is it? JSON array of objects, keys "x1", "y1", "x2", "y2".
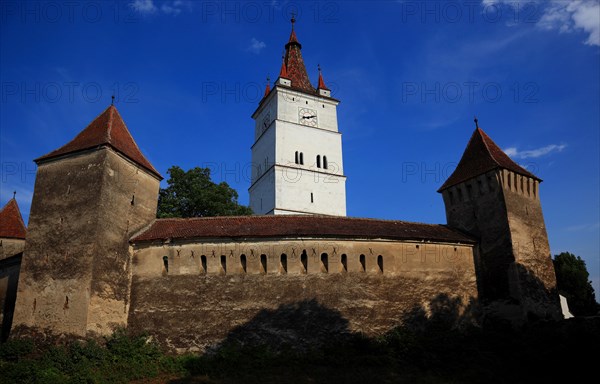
[{"x1": 1, "y1": 318, "x2": 599, "y2": 384}]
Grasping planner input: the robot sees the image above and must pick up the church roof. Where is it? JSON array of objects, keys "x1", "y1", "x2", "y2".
[
  {"x1": 438, "y1": 126, "x2": 540, "y2": 192},
  {"x1": 131, "y1": 215, "x2": 476, "y2": 244},
  {"x1": 0, "y1": 198, "x2": 27, "y2": 239},
  {"x1": 35, "y1": 105, "x2": 162, "y2": 179},
  {"x1": 281, "y1": 17, "x2": 316, "y2": 94}
]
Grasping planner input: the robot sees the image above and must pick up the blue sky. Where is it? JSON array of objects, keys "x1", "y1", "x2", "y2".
[{"x1": 1, "y1": 0, "x2": 599, "y2": 294}]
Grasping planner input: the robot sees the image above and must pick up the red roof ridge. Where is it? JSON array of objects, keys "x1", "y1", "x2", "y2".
[
  {"x1": 132, "y1": 215, "x2": 476, "y2": 244},
  {"x1": 35, "y1": 105, "x2": 162, "y2": 179},
  {"x1": 0, "y1": 198, "x2": 27, "y2": 239}
]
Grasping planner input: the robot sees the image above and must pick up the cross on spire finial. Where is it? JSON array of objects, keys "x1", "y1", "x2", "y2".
[
  {"x1": 474, "y1": 116, "x2": 479, "y2": 129},
  {"x1": 266, "y1": 75, "x2": 270, "y2": 83},
  {"x1": 318, "y1": 64, "x2": 321, "y2": 72},
  {"x1": 13, "y1": 191, "x2": 16, "y2": 199},
  {"x1": 111, "y1": 95, "x2": 115, "y2": 106},
  {"x1": 290, "y1": 11, "x2": 296, "y2": 28}
]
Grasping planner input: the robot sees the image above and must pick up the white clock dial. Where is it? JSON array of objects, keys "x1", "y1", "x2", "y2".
[{"x1": 298, "y1": 108, "x2": 318, "y2": 127}]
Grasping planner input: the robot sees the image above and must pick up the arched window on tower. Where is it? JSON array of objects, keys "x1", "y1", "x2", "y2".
[
  {"x1": 300, "y1": 152, "x2": 304, "y2": 165},
  {"x1": 323, "y1": 156, "x2": 328, "y2": 169},
  {"x1": 316, "y1": 155, "x2": 321, "y2": 168},
  {"x1": 295, "y1": 151, "x2": 299, "y2": 164}
]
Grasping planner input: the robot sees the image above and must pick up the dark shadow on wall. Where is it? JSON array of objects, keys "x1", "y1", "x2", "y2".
[
  {"x1": 166, "y1": 268, "x2": 573, "y2": 384},
  {"x1": 0, "y1": 253, "x2": 22, "y2": 342},
  {"x1": 207, "y1": 299, "x2": 353, "y2": 353},
  {"x1": 169, "y1": 294, "x2": 482, "y2": 384}
]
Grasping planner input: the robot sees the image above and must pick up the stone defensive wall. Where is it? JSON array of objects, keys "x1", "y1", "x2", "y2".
[{"x1": 129, "y1": 216, "x2": 479, "y2": 352}]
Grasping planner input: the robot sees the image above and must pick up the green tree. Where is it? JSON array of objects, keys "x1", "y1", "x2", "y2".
[
  {"x1": 553, "y1": 252, "x2": 599, "y2": 316},
  {"x1": 157, "y1": 166, "x2": 252, "y2": 218}
]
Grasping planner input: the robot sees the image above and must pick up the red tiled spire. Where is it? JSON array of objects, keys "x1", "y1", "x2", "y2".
[
  {"x1": 0, "y1": 197, "x2": 27, "y2": 239},
  {"x1": 283, "y1": 15, "x2": 316, "y2": 93},
  {"x1": 35, "y1": 105, "x2": 162, "y2": 179},
  {"x1": 264, "y1": 77, "x2": 271, "y2": 98},
  {"x1": 438, "y1": 119, "x2": 540, "y2": 192},
  {"x1": 317, "y1": 65, "x2": 329, "y2": 90},
  {"x1": 278, "y1": 54, "x2": 288, "y2": 78}
]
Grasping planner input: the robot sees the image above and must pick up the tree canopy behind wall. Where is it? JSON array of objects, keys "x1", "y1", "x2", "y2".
[
  {"x1": 157, "y1": 166, "x2": 253, "y2": 218},
  {"x1": 553, "y1": 252, "x2": 599, "y2": 316}
]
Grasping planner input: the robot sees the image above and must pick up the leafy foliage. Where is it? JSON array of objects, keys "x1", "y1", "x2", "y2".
[
  {"x1": 157, "y1": 166, "x2": 252, "y2": 218},
  {"x1": 553, "y1": 252, "x2": 599, "y2": 316},
  {"x1": 0, "y1": 330, "x2": 184, "y2": 384},
  {"x1": 1, "y1": 319, "x2": 599, "y2": 383}
]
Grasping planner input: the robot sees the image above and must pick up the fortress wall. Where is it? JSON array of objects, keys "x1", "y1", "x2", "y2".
[
  {"x1": 0, "y1": 238, "x2": 25, "y2": 261},
  {"x1": 129, "y1": 238, "x2": 478, "y2": 353}
]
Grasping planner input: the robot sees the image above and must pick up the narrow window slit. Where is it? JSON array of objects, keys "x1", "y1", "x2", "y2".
[{"x1": 260, "y1": 254, "x2": 267, "y2": 274}]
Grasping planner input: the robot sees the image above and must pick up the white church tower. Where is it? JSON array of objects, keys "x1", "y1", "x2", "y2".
[{"x1": 249, "y1": 17, "x2": 347, "y2": 216}]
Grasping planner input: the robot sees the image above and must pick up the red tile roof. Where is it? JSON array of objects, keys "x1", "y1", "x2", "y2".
[
  {"x1": 283, "y1": 25, "x2": 316, "y2": 94},
  {"x1": 317, "y1": 69, "x2": 329, "y2": 90},
  {"x1": 438, "y1": 127, "x2": 540, "y2": 192},
  {"x1": 131, "y1": 215, "x2": 476, "y2": 244},
  {"x1": 279, "y1": 56, "x2": 288, "y2": 78},
  {"x1": 0, "y1": 199, "x2": 27, "y2": 239},
  {"x1": 35, "y1": 105, "x2": 162, "y2": 179}
]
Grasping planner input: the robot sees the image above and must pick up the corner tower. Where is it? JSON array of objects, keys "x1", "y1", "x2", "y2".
[
  {"x1": 11, "y1": 105, "x2": 162, "y2": 338},
  {"x1": 0, "y1": 196, "x2": 27, "y2": 341},
  {"x1": 249, "y1": 17, "x2": 347, "y2": 215},
  {"x1": 439, "y1": 119, "x2": 560, "y2": 321}
]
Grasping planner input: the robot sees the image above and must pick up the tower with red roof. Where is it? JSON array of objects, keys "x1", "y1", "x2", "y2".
[
  {"x1": 0, "y1": 196, "x2": 27, "y2": 341},
  {"x1": 438, "y1": 119, "x2": 560, "y2": 321},
  {"x1": 249, "y1": 16, "x2": 346, "y2": 215},
  {"x1": 11, "y1": 105, "x2": 162, "y2": 338}
]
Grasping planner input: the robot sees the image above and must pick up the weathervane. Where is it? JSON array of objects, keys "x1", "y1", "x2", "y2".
[
  {"x1": 111, "y1": 95, "x2": 115, "y2": 106},
  {"x1": 13, "y1": 190, "x2": 16, "y2": 199},
  {"x1": 474, "y1": 116, "x2": 479, "y2": 129}
]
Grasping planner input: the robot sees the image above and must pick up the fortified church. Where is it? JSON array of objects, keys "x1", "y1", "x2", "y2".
[{"x1": 0, "y1": 19, "x2": 560, "y2": 349}]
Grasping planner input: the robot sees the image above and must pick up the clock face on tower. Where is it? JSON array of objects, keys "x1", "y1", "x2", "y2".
[{"x1": 298, "y1": 107, "x2": 318, "y2": 127}]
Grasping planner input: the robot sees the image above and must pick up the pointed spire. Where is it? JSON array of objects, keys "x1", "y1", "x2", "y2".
[
  {"x1": 0, "y1": 197, "x2": 27, "y2": 239},
  {"x1": 278, "y1": 53, "x2": 288, "y2": 78},
  {"x1": 35, "y1": 104, "x2": 162, "y2": 179},
  {"x1": 317, "y1": 64, "x2": 329, "y2": 90},
  {"x1": 438, "y1": 122, "x2": 541, "y2": 192},
  {"x1": 264, "y1": 76, "x2": 271, "y2": 98},
  {"x1": 282, "y1": 16, "x2": 315, "y2": 93}
]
